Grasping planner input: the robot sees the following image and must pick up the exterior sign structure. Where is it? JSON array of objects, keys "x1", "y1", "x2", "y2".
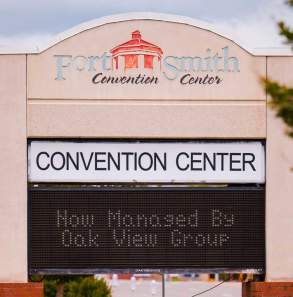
[
  {"x1": 28, "y1": 141, "x2": 265, "y2": 184},
  {"x1": 29, "y1": 187, "x2": 265, "y2": 273},
  {"x1": 3, "y1": 11, "x2": 293, "y2": 289}
]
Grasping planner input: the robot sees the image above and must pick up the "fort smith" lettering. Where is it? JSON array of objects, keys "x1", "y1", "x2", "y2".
[{"x1": 55, "y1": 46, "x2": 239, "y2": 85}]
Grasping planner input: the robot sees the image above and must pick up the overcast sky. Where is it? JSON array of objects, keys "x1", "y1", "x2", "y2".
[{"x1": 0, "y1": 0, "x2": 293, "y2": 50}]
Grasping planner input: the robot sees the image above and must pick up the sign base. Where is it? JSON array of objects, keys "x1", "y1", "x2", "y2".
[
  {"x1": 0, "y1": 283, "x2": 43, "y2": 297},
  {"x1": 242, "y1": 282, "x2": 293, "y2": 297}
]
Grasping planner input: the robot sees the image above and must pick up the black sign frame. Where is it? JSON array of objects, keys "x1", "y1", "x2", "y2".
[{"x1": 28, "y1": 186, "x2": 265, "y2": 275}]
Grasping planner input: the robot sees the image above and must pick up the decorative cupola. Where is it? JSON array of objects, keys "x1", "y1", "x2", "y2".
[{"x1": 110, "y1": 30, "x2": 163, "y2": 71}]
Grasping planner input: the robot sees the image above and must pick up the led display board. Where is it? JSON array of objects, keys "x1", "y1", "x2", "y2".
[{"x1": 29, "y1": 187, "x2": 265, "y2": 274}]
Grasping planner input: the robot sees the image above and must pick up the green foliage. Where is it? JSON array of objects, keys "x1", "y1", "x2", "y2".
[
  {"x1": 64, "y1": 277, "x2": 112, "y2": 297},
  {"x1": 41, "y1": 275, "x2": 89, "y2": 297},
  {"x1": 278, "y1": 1, "x2": 293, "y2": 46},
  {"x1": 219, "y1": 273, "x2": 230, "y2": 281},
  {"x1": 278, "y1": 20, "x2": 293, "y2": 44},
  {"x1": 44, "y1": 275, "x2": 85, "y2": 284},
  {"x1": 41, "y1": 276, "x2": 111, "y2": 297},
  {"x1": 264, "y1": 79, "x2": 293, "y2": 137},
  {"x1": 264, "y1": 1, "x2": 293, "y2": 142},
  {"x1": 44, "y1": 279, "x2": 58, "y2": 297},
  {"x1": 29, "y1": 275, "x2": 44, "y2": 282}
]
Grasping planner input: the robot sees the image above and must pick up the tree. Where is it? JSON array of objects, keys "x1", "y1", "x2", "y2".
[
  {"x1": 263, "y1": 0, "x2": 293, "y2": 138},
  {"x1": 39, "y1": 275, "x2": 112, "y2": 297},
  {"x1": 43, "y1": 276, "x2": 85, "y2": 297},
  {"x1": 64, "y1": 277, "x2": 112, "y2": 297}
]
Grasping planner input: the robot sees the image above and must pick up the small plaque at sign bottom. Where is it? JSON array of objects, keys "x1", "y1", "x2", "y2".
[{"x1": 29, "y1": 187, "x2": 265, "y2": 273}]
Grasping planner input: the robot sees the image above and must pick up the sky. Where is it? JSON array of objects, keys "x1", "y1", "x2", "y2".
[{"x1": 0, "y1": 0, "x2": 293, "y2": 50}]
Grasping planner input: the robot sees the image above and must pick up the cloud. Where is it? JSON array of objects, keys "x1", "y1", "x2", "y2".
[
  {"x1": 0, "y1": 0, "x2": 292, "y2": 51},
  {"x1": 0, "y1": 34, "x2": 53, "y2": 52},
  {"x1": 215, "y1": 0, "x2": 293, "y2": 48},
  {"x1": 0, "y1": 0, "x2": 270, "y2": 35}
]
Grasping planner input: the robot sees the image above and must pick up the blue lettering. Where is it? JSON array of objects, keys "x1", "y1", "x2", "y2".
[
  {"x1": 223, "y1": 47, "x2": 240, "y2": 72},
  {"x1": 162, "y1": 56, "x2": 180, "y2": 80},
  {"x1": 54, "y1": 55, "x2": 72, "y2": 80}
]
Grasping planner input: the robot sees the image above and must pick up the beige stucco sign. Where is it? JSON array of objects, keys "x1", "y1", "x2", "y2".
[
  {"x1": 0, "y1": 13, "x2": 293, "y2": 285},
  {"x1": 27, "y1": 17, "x2": 266, "y2": 101}
]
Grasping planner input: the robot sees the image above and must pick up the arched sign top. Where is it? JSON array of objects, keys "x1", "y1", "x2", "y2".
[
  {"x1": 34, "y1": 12, "x2": 258, "y2": 56},
  {"x1": 26, "y1": 12, "x2": 271, "y2": 101}
]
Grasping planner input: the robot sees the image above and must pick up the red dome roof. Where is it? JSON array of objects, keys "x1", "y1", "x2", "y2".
[{"x1": 111, "y1": 30, "x2": 163, "y2": 56}]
